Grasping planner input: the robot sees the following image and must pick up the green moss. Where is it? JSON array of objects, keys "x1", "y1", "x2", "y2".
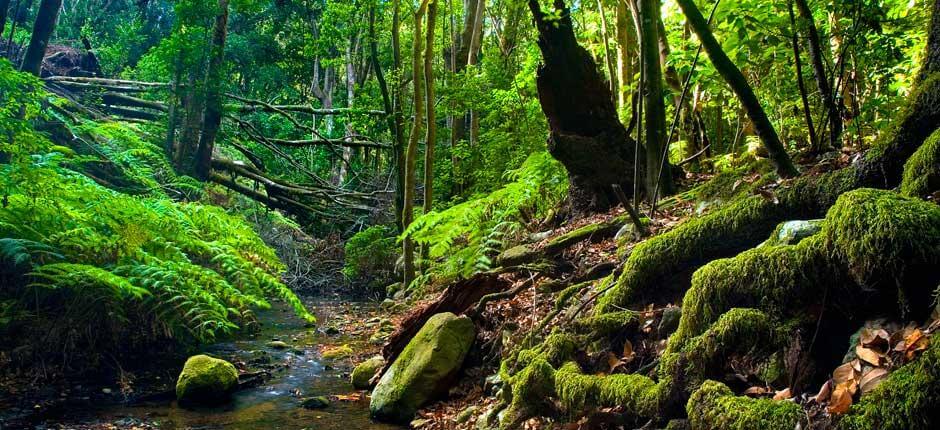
[
  {"x1": 544, "y1": 214, "x2": 631, "y2": 253},
  {"x1": 175, "y1": 354, "x2": 239, "y2": 406},
  {"x1": 900, "y1": 129, "x2": 940, "y2": 198},
  {"x1": 686, "y1": 380, "x2": 803, "y2": 430},
  {"x1": 572, "y1": 310, "x2": 638, "y2": 337},
  {"x1": 825, "y1": 188, "x2": 940, "y2": 290},
  {"x1": 350, "y1": 355, "x2": 385, "y2": 389},
  {"x1": 839, "y1": 340, "x2": 940, "y2": 430},
  {"x1": 370, "y1": 312, "x2": 476, "y2": 424},
  {"x1": 503, "y1": 358, "x2": 556, "y2": 426},
  {"x1": 321, "y1": 344, "x2": 354, "y2": 360},
  {"x1": 554, "y1": 361, "x2": 659, "y2": 418}
]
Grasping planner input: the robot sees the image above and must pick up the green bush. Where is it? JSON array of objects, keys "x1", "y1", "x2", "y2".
[{"x1": 343, "y1": 225, "x2": 398, "y2": 289}]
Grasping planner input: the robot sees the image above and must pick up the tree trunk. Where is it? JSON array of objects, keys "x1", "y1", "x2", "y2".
[
  {"x1": 19, "y1": 0, "x2": 62, "y2": 76},
  {"x1": 595, "y1": 0, "x2": 617, "y2": 105},
  {"x1": 194, "y1": 0, "x2": 229, "y2": 181},
  {"x1": 466, "y1": 0, "x2": 484, "y2": 148},
  {"x1": 793, "y1": 0, "x2": 840, "y2": 151},
  {"x1": 788, "y1": 0, "x2": 817, "y2": 151},
  {"x1": 391, "y1": 0, "x2": 407, "y2": 232},
  {"x1": 1, "y1": 0, "x2": 11, "y2": 37},
  {"x1": 403, "y1": 0, "x2": 430, "y2": 289},
  {"x1": 370, "y1": 4, "x2": 405, "y2": 232},
  {"x1": 423, "y1": 0, "x2": 437, "y2": 217},
  {"x1": 528, "y1": 0, "x2": 644, "y2": 213},
  {"x1": 676, "y1": 0, "x2": 799, "y2": 178},
  {"x1": 640, "y1": 0, "x2": 674, "y2": 200},
  {"x1": 615, "y1": 0, "x2": 637, "y2": 118}
]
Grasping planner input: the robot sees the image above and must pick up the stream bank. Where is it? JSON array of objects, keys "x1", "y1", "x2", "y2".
[{"x1": 0, "y1": 299, "x2": 402, "y2": 430}]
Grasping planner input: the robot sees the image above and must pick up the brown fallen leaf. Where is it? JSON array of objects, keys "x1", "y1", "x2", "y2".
[
  {"x1": 828, "y1": 383, "x2": 854, "y2": 415},
  {"x1": 744, "y1": 386, "x2": 772, "y2": 397},
  {"x1": 860, "y1": 328, "x2": 890, "y2": 351},
  {"x1": 905, "y1": 334, "x2": 929, "y2": 361},
  {"x1": 856, "y1": 345, "x2": 882, "y2": 366},
  {"x1": 832, "y1": 360, "x2": 858, "y2": 384},
  {"x1": 859, "y1": 368, "x2": 889, "y2": 394},
  {"x1": 606, "y1": 352, "x2": 622, "y2": 372},
  {"x1": 773, "y1": 388, "x2": 792, "y2": 401},
  {"x1": 622, "y1": 340, "x2": 635, "y2": 361},
  {"x1": 813, "y1": 379, "x2": 833, "y2": 403}
]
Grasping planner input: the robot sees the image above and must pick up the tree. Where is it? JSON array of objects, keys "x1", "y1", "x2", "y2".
[
  {"x1": 402, "y1": 0, "x2": 430, "y2": 289},
  {"x1": 194, "y1": 0, "x2": 230, "y2": 180},
  {"x1": 1, "y1": 0, "x2": 11, "y2": 37},
  {"x1": 528, "y1": 0, "x2": 644, "y2": 213},
  {"x1": 639, "y1": 0, "x2": 674, "y2": 200},
  {"x1": 19, "y1": 0, "x2": 63, "y2": 76},
  {"x1": 423, "y1": 0, "x2": 438, "y2": 217},
  {"x1": 676, "y1": 0, "x2": 799, "y2": 178},
  {"x1": 794, "y1": 0, "x2": 841, "y2": 151}
]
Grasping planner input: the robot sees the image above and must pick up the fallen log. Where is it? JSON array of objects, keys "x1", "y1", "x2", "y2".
[{"x1": 102, "y1": 92, "x2": 168, "y2": 112}]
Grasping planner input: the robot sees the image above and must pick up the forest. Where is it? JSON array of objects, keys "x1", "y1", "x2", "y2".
[{"x1": 0, "y1": 0, "x2": 939, "y2": 428}]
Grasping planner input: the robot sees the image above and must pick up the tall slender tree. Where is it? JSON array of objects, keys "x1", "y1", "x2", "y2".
[
  {"x1": 794, "y1": 0, "x2": 840, "y2": 150},
  {"x1": 402, "y1": 0, "x2": 430, "y2": 289},
  {"x1": 0, "y1": 0, "x2": 11, "y2": 37},
  {"x1": 19, "y1": 0, "x2": 62, "y2": 76},
  {"x1": 640, "y1": 0, "x2": 673, "y2": 199},
  {"x1": 194, "y1": 0, "x2": 230, "y2": 180}
]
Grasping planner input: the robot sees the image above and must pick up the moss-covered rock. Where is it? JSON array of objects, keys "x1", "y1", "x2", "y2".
[
  {"x1": 901, "y1": 129, "x2": 940, "y2": 198},
  {"x1": 686, "y1": 380, "x2": 803, "y2": 430},
  {"x1": 321, "y1": 344, "x2": 354, "y2": 360},
  {"x1": 555, "y1": 361, "x2": 659, "y2": 418},
  {"x1": 350, "y1": 355, "x2": 385, "y2": 389},
  {"x1": 839, "y1": 339, "x2": 940, "y2": 430},
  {"x1": 301, "y1": 395, "x2": 331, "y2": 409},
  {"x1": 175, "y1": 354, "x2": 239, "y2": 406},
  {"x1": 761, "y1": 219, "x2": 823, "y2": 246},
  {"x1": 370, "y1": 312, "x2": 475, "y2": 424}
]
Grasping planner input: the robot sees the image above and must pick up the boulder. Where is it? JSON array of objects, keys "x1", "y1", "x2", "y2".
[
  {"x1": 370, "y1": 312, "x2": 475, "y2": 423},
  {"x1": 350, "y1": 355, "x2": 386, "y2": 389},
  {"x1": 761, "y1": 219, "x2": 823, "y2": 247},
  {"x1": 301, "y1": 395, "x2": 331, "y2": 409},
  {"x1": 175, "y1": 355, "x2": 239, "y2": 406},
  {"x1": 267, "y1": 340, "x2": 289, "y2": 349}
]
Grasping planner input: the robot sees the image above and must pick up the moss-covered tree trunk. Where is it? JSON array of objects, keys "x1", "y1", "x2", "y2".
[
  {"x1": 19, "y1": 0, "x2": 62, "y2": 76},
  {"x1": 194, "y1": 0, "x2": 229, "y2": 181},
  {"x1": 528, "y1": 0, "x2": 645, "y2": 214},
  {"x1": 676, "y1": 0, "x2": 799, "y2": 178}
]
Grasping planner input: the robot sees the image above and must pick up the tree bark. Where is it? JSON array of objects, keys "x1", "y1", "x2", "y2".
[
  {"x1": 640, "y1": 0, "x2": 674, "y2": 200},
  {"x1": 596, "y1": 0, "x2": 617, "y2": 104},
  {"x1": 19, "y1": 0, "x2": 62, "y2": 76},
  {"x1": 391, "y1": 0, "x2": 407, "y2": 232},
  {"x1": 370, "y1": 4, "x2": 405, "y2": 231},
  {"x1": 676, "y1": 0, "x2": 799, "y2": 178},
  {"x1": 793, "y1": 0, "x2": 840, "y2": 151},
  {"x1": 788, "y1": 0, "x2": 817, "y2": 151},
  {"x1": 528, "y1": 0, "x2": 644, "y2": 213},
  {"x1": 402, "y1": 0, "x2": 430, "y2": 290},
  {"x1": 194, "y1": 0, "x2": 229, "y2": 181},
  {"x1": 615, "y1": 0, "x2": 637, "y2": 117},
  {"x1": 423, "y1": 0, "x2": 437, "y2": 217}
]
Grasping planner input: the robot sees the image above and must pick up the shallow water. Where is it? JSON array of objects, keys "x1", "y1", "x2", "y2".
[{"x1": 73, "y1": 300, "x2": 401, "y2": 430}]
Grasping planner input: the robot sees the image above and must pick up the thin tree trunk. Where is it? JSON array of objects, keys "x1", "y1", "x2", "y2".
[
  {"x1": 788, "y1": 0, "x2": 817, "y2": 151},
  {"x1": 794, "y1": 0, "x2": 839, "y2": 150},
  {"x1": 370, "y1": 4, "x2": 404, "y2": 231},
  {"x1": 640, "y1": 0, "x2": 673, "y2": 199},
  {"x1": 615, "y1": 0, "x2": 636, "y2": 117},
  {"x1": 423, "y1": 0, "x2": 437, "y2": 216},
  {"x1": 164, "y1": 51, "x2": 184, "y2": 158},
  {"x1": 194, "y1": 0, "x2": 229, "y2": 181},
  {"x1": 403, "y1": 0, "x2": 430, "y2": 290},
  {"x1": 392, "y1": 0, "x2": 406, "y2": 232},
  {"x1": 466, "y1": 0, "x2": 484, "y2": 147},
  {"x1": 676, "y1": 0, "x2": 799, "y2": 178},
  {"x1": 596, "y1": 0, "x2": 617, "y2": 104},
  {"x1": 19, "y1": 0, "x2": 62, "y2": 76},
  {"x1": 0, "y1": 0, "x2": 11, "y2": 37}
]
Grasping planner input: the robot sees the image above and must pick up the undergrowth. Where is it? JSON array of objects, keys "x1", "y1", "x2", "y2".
[{"x1": 0, "y1": 60, "x2": 313, "y2": 368}]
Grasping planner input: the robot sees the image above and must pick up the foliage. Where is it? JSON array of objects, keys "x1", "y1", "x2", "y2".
[
  {"x1": 0, "y1": 62, "x2": 313, "y2": 368},
  {"x1": 343, "y1": 224, "x2": 398, "y2": 288},
  {"x1": 402, "y1": 152, "x2": 567, "y2": 286}
]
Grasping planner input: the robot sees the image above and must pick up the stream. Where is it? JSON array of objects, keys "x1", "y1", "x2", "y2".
[{"x1": 44, "y1": 299, "x2": 403, "y2": 430}]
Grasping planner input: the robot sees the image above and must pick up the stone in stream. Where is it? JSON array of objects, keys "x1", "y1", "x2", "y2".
[
  {"x1": 301, "y1": 395, "x2": 331, "y2": 409},
  {"x1": 267, "y1": 340, "x2": 289, "y2": 349},
  {"x1": 369, "y1": 312, "x2": 475, "y2": 424},
  {"x1": 175, "y1": 355, "x2": 239, "y2": 406},
  {"x1": 350, "y1": 355, "x2": 385, "y2": 389}
]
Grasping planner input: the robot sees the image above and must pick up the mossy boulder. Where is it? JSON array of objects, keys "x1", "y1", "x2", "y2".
[
  {"x1": 369, "y1": 312, "x2": 475, "y2": 423},
  {"x1": 301, "y1": 395, "x2": 331, "y2": 409},
  {"x1": 350, "y1": 355, "x2": 385, "y2": 389},
  {"x1": 175, "y1": 355, "x2": 239, "y2": 406}
]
